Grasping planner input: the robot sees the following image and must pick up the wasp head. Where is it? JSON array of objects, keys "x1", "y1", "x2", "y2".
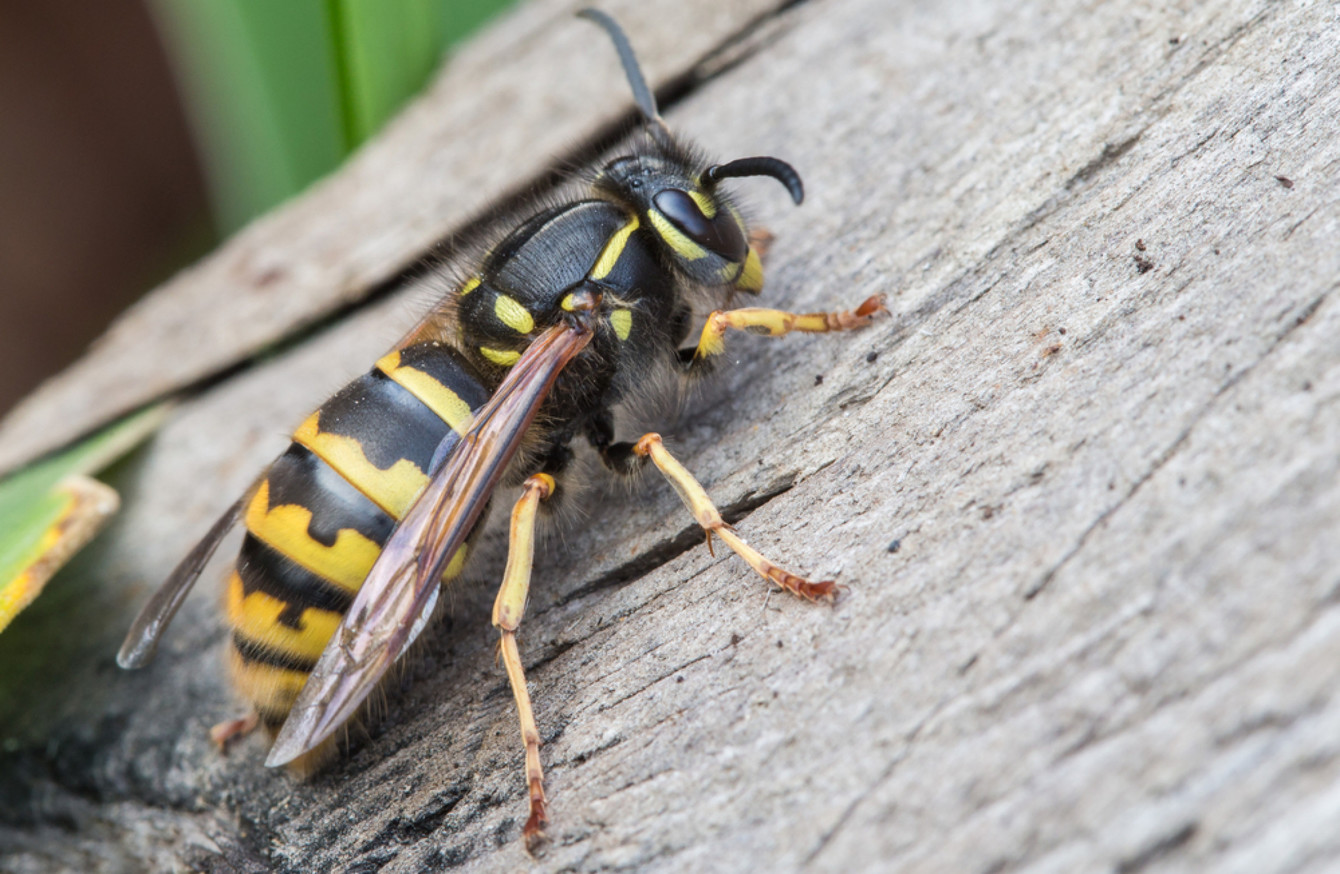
[
  {"x1": 595, "y1": 153, "x2": 803, "y2": 290},
  {"x1": 580, "y1": 9, "x2": 804, "y2": 291}
]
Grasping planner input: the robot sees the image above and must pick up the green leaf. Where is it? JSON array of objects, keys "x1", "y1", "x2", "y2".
[
  {"x1": 332, "y1": 0, "x2": 441, "y2": 145},
  {"x1": 150, "y1": 0, "x2": 348, "y2": 233},
  {"x1": 0, "y1": 406, "x2": 168, "y2": 633},
  {"x1": 151, "y1": 0, "x2": 517, "y2": 233}
]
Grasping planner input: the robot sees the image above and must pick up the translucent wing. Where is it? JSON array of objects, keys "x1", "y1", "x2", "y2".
[
  {"x1": 267, "y1": 318, "x2": 595, "y2": 766},
  {"x1": 117, "y1": 495, "x2": 247, "y2": 669}
]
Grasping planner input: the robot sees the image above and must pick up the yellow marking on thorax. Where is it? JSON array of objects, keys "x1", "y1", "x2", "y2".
[
  {"x1": 226, "y1": 571, "x2": 343, "y2": 664},
  {"x1": 610, "y1": 309, "x2": 633, "y2": 341},
  {"x1": 245, "y1": 480, "x2": 380, "y2": 591},
  {"x1": 688, "y1": 190, "x2": 717, "y2": 217},
  {"x1": 590, "y1": 216, "x2": 640, "y2": 280},
  {"x1": 458, "y1": 276, "x2": 481, "y2": 297},
  {"x1": 494, "y1": 295, "x2": 535, "y2": 334},
  {"x1": 294, "y1": 412, "x2": 429, "y2": 517},
  {"x1": 376, "y1": 352, "x2": 474, "y2": 436},
  {"x1": 480, "y1": 346, "x2": 521, "y2": 366},
  {"x1": 648, "y1": 210, "x2": 707, "y2": 261}
]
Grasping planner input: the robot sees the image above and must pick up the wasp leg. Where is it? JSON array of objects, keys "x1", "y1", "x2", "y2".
[
  {"x1": 494, "y1": 473, "x2": 556, "y2": 853},
  {"x1": 532, "y1": 440, "x2": 575, "y2": 514},
  {"x1": 697, "y1": 294, "x2": 887, "y2": 360},
  {"x1": 209, "y1": 711, "x2": 259, "y2": 752},
  {"x1": 585, "y1": 411, "x2": 642, "y2": 476},
  {"x1": 632, "y1": 433, "x2": 837, "y2": 601},
  {"x1": 678, "y1": 294, "x2": 887, "y2": 372}
]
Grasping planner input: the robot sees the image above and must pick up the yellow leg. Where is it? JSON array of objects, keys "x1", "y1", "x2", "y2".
[
  {"x1": 694, "y1": 294, "x2": 886, "y2": 359},
  {"x1": 633, "y1": 434, "x2": 837, "y2": 601},
  {"x1": 493, "y1": 473, "x2": 555, "y2": 853}
]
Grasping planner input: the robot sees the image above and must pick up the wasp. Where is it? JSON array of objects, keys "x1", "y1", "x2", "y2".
[{"x1": 118, "y1": 8, "x2": 885, "y2": 851}]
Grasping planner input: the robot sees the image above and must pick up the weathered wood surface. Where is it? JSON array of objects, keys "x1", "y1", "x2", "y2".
[{"x1": 3, "y1": 0, "x2": 1338, "y2": 871}]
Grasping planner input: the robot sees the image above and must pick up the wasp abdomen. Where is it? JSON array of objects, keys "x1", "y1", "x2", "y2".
[{"x1": 227, "y1": 342, "x2": 491, "y2": 729}]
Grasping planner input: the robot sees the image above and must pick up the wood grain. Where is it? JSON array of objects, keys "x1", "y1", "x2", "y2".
[{"x1": 1, "y1": 0, "x2": 1337, "y2": 871}]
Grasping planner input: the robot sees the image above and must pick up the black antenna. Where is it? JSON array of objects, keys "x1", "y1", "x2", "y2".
[
  {"x1": 579, "y1": 9, "x2": 670, "y2": 139},
  {"x1": 703, "y1": 157, "x2": 805, "y2": 205}
]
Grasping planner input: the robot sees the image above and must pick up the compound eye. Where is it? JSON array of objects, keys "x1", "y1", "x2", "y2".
[{"x1": 652, "y1": 189, "x2": 747, "y2": 262}]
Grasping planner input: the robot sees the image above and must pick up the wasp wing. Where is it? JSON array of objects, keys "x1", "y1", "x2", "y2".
[
  {"x1": 267, "y1": 319, "x2": 594, "y2": 766},
  {"x1": 117, "y1": 495, "x2": 248, "y2": 669}
]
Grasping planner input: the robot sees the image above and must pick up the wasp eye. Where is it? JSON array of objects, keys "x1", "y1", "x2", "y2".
[{"x1": 652, "y1": 189, "x2": 747, "y2": 262}]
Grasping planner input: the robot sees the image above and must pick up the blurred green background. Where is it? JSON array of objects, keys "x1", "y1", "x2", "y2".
[{"x1": 0, "y1": 0, "x2": 514, "y2": 418}]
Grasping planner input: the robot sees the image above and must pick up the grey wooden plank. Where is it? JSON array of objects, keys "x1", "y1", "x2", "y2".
[{"x1": 2, "y1": 0, "x2": 1337, "y2": 871}]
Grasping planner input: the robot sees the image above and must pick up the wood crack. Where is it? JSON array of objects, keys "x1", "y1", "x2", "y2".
[{"x1": 1023, "y1": 285, "x2": 1332, "y2": 602}]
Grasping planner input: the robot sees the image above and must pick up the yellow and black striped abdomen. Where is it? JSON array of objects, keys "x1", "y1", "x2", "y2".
[{"x1": 226, "y1": 342, "x2": 492, "y2": 731}]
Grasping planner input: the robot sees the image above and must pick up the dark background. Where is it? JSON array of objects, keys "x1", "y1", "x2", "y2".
[{"x1": 0, "y1": 1, "x2": 212, "y2": 418}]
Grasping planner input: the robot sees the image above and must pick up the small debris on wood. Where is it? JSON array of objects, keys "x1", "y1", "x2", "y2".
[
  {"x1": 1133, "y1": 239, "x2": 1155, "y2": 273},
  {"x1": 1275, "y1": 175, "x2": 1294, "y2": 189}
]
